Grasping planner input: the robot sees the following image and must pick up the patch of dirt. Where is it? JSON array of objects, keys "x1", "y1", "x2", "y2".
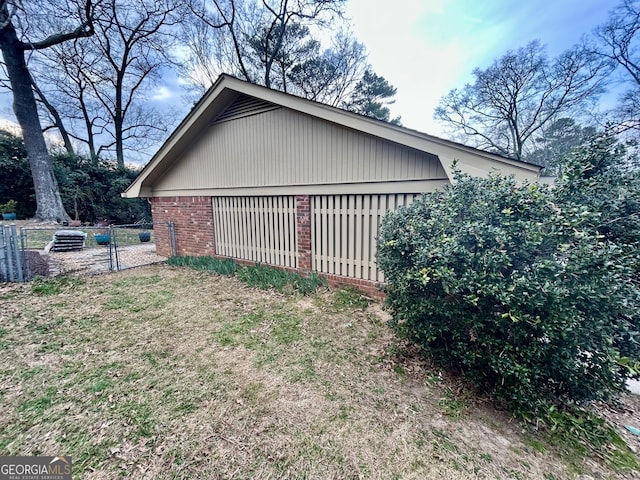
[{"x1": 595, "y1": 394, "x2": 640, "y2": 456}]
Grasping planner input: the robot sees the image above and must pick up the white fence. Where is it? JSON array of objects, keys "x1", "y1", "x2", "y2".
[
  {"x1": 211, "y1": 194, "x2": 417, "y2": 282},
  {"x1": 311, "y1": 194, "x2": 417, "y2": 282},
  {"x1": 212, "y1": 196, "x2": 298, "y2": 267}
]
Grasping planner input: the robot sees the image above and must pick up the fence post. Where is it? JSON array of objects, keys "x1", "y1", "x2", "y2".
[
  {"x1": 0, "y1": 225, "x2": 7, "y2": 281},
  {"x1": 4, "y1": 225, "x2": 15, "y2": 282},
  {"x1": 113, "y1": 225, "x2": 120, "y2": 271},
  {"x1": 169, "y1": 221, "x2": 177, "y2": 256},
  {"x1": 20, "y1": 227, "x2": 29, "y2": 281},
  {"x1": 0, "y1": 224, "x2": 26, "y2": 282},
  {"x1": 10, "y1": 224, "x2": 23, "y2": 282}
]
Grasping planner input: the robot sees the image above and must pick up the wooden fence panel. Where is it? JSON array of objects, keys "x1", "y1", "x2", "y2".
[
  {"x1": 213, "y1": 196, "x2": 297, "y2": 267},
  {"x1": 311, "y1": 194, "x2": 417, "y2": 282}
]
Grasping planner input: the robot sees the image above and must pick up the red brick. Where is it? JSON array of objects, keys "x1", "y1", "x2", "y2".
[{"x1": 151, "y1": 196, "x2": 216, "y2": 256}]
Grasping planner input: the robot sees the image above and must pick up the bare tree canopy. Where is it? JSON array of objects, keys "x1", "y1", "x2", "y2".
[
  {"x1": 186, "y1": 0, "x2": 344, "y2": 87},
  {"x1": 30, "y1": 0, "x2": 183, "y2": 168},
  {"x1": 595, "y1": 0, "x2": 640, "y2": 132},
  {"x1": 0, "y1": 0, "x2": 96, "y2": 221},
  {"x1": 434, "y1": 40, "x2": 610, "y2": 161},
  {"x1": 181, "y1": 0, "x2": 399, "y2": 122}
]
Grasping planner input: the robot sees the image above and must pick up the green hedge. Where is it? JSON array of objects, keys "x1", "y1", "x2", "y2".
[{"x1": 377, "y1": 134, "x2": 640, "y2": 415}]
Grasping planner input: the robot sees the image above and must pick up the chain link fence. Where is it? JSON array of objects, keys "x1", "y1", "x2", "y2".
[{"x1": 1, "y1": 221, "x2": 176, "y2": 281}]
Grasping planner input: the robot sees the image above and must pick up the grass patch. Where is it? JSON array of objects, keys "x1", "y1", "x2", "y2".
[
  {"x1": 439, "y1": 388, "x2": 469, "y2": 419},
  {"x1": 332, "y1": 286, "x2": 371, "y2": 310},
  {"x1": 169, "y1": 256, "x2": 327, "y2": 294},
  {"x1": 18, "y1": 387, "x2": 57, "y2": 415},
  {"x1": 167, "y1": 255, "x2": 238, "y2": 275},
  {"x1": 0, "y1": 265, "x2": 636, "y2": 479},
  {"x1": 31, "y1": 276, "x2": 84, "y2": 295},
  {"x1": 237, "y1": 263, "x2": 326, "y2": 294}
]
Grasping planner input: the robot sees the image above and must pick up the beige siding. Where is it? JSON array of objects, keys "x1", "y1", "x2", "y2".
[
  {"x1": 153, "y1": 108, "x2": 446, "y2": 193},
  {"x1": 311, "y1": 194, "x2": 417, "y2": 282},
  {"x1": 213, "y1": 196, "x2": 297, "y2": 267}
]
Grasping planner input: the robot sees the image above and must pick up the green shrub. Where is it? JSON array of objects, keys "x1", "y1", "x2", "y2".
[
  {"x1": 167, "y1": 257, "x2": 326, "y2": 295},
  {"x1": 53, "y1": 153, "x2": 149, "y2": 224},
  {"x1": 237, "y1": 263, "x2": 326, "y2": 295},
  {"x1": 377, "y1": 134, "x2": 640, "y2": 416},
  {"x1": 0, "y1": 199, "x2": 17, "y2": 213},
  {"x1": 0, "y1": 131, "x2": 150, "y2": 223},
  {"x1": 0, "y1": 131, "x2": 35, "y2": 218},
  {"x1": 167, "y1": 256, "x2": 238, "y2": 275}
]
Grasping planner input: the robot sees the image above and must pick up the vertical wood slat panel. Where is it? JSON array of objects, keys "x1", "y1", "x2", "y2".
[
  {"x1": 314, "y1": 196, "x2": 321, "y2": 273},
  {"x1": 310, "y1": 194, "x2": 418, "y2": 282},
  {"x1": 362, "y1": 195, "x2": 371, "y2": 281},
  {"x1": 213, "y1": 196, "x2": 296, "y2": 267},
  {"x1": 347, "y1": 195, "x2": 355, "y2": 278},
  {"x1": 340, "y1": 195, "x2": 348, "y2": 276},
  {"x1": 274, "y1": 196, "x2": 282, "y2": 266},
  {"x1": 326, "y1": 195, "x2": 336, "y2": 273},
  {"x1": 321, "y1": 196, "x2": 328, "y2": 275},
  {"x1": 290, "y1": 196, "x2": 297, "y2": 267},
  {"x1": 311, "y1": 196, "x2": 317, "y2": 271},
  {"x1": 354, "y1": 195, "x2": 362, "y2": 279},
  {"x1": 371, "y1": 194, "x2": 380, "y2": 281}
]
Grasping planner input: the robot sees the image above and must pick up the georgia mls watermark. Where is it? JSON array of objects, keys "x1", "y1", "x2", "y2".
[{"x1": 0, "y1": 456, "x2": 72, "y2": 480}]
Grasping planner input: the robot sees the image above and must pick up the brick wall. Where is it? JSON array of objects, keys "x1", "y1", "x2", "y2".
[
  {"x1": 150, "y1": 196, "x2": 215, "y2": 257},
  {"x1": 295, "y1": 195, "x2": 311, "y2": 270},
  {"x1": 151, "y1": 194, "x2": 385, "y2": 298}
]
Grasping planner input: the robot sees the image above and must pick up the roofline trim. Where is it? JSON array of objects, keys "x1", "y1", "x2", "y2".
[{"x1": 123, "y1": 74, "x2": 540, "y2": 198}]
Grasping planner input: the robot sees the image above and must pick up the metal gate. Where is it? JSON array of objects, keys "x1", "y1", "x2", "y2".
[
  {"x1": 109, "y1": 222, "x2": 176, "y2": 272},
  {"x1": 13, "y1": 221, "x2": 176, "y2": 280}
]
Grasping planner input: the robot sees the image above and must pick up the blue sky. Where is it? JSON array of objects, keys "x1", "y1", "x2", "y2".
[
  {"x1": 0, "y1": 0, "x2": 618, "y2": 162},
  {"x1": 345, "y1": 0, "x2": 616, "y2": 136}
]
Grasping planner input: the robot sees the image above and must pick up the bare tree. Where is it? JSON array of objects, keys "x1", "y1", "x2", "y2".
[
  {"x1": 0, "y1": 0, "x2": 95, "y2": 221},
  {"x1": 30, "y1": 0, "x2": 183, "y2": 168},
  {"x1": 31, "y1": 38, "x2": 109, "y2": 161},
  {"x1": 595, "y1": 0, "x2": 640, "y2": 132},
  {"x1": 87, "y1": 0, "x2": 183, "y2": 168},
  {"x1": 287, "y1": 29, "x2": 367, "y2": 106},
  {"x1": 185, "y1": 0, "x2": 344, "y2": 87},
  {"x1": 434, "y1": 41, "x2": 610, "y2": 161}
]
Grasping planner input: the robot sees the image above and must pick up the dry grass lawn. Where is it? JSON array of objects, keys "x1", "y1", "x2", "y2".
[{"x1": 0, "y1": 264, "x2": 638, "y2": 479}]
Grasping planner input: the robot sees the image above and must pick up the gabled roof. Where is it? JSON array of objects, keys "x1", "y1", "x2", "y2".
[{"x1": 123, "y1": 74, "x2": 540, "y2": 198}]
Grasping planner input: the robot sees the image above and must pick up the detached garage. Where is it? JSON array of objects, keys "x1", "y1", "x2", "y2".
[{"x1": 123, "y1": 74, "x2": 541, "y2": 293}]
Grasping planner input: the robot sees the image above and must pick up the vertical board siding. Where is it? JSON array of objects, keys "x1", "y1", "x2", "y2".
[
  {"x1": 213, "y1": 196, "x2": 297, "y2": 267},
  {"x1": 311, "y1": 194, "x2": 417, "y2": 282},
  {"x1": 154, "y1": 109, "x2": 446, "y2": 192}
]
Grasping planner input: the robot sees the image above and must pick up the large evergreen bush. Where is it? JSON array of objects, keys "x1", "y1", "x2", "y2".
[
  {"x1": 377, "y1": 134, "x2": 640, "y2": 414},
  {"x1": 0, "y1": 130, "x2": 149, "y2": 223}
]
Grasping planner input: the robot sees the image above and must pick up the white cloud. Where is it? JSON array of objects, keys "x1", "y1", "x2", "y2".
[
  {"x1": 151, "y1": 86, "x2": 173, "y2": 101},
  {"x1": 344, "y1": 0, "x2": 614, "y2": 137}
]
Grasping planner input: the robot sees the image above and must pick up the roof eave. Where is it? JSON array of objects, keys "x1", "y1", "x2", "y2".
[{"x1": 123, "y1": 74, "x2": 541, "y2": 198}]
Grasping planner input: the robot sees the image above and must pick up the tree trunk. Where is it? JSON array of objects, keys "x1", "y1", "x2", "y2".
[
  {"x1": 115, "y1": 70, "x2": 125, "y2": 169},
  {"x1": 0, "y1": 20, "x2": 70, "y2": 222},
  {"x1": 32, "y1": 79, "x2": 75, "y2": 155}
]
